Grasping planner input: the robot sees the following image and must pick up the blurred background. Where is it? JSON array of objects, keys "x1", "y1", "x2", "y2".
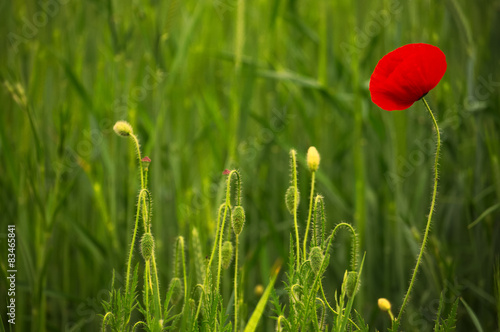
[{"x1": 1, "y1": 0, "x2": 499, "y2": 330}]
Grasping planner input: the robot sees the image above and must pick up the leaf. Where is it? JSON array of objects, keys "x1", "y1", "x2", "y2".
[
  {"x1": 460, "y1": 298, "x2": 483, "y2": 332},
  {"x1": 442, "y1": 298, "x2": 459, "y2": 331},
  {"x1": 243, "y1": 260, "x2": 282, "y2": 332}
]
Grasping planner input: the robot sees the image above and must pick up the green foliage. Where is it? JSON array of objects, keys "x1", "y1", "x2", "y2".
[{"x1": 2, "y1": 0, "x2": 499, "y2": 331}]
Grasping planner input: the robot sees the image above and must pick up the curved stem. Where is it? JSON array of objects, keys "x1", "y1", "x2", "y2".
[
  {"x1": 397, "y1": 97, "x2": 441, "y2": 322},
  {"x1": 130, "y1": 134, "x2": 144, "y2": 189},
  {"x1": 324, "y1": 222, "x2": 358, "y2": 271},
  {"x1": 303, "y1": 171, "x2": 316, "y2": 261}
]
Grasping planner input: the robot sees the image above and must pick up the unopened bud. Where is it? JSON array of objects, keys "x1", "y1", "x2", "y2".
[
  {"x1": 344, "y1": 271, "x2": 359, "y2": 298},
  {"x1": 307, "y1": 146, "x2": 320, "y2": 172},
  {"x1": 285, "y1": 186, "x2": 299, "y2": 214},
  {"x1": 113, "y1": 120, "x2": 133, "y2": 137},
  {"x1": 140, "y1": 233, "x2": 154, "y2": 261},
  {"x1": 309, "y1": 246, "x2": 324, "y2": 274},
  {"x1": 232, "y1": 206, "x2": 246, "y2": 235},
  {"x1": 378, "y1": 298, "x2": 391, "y2": 312},
  {"x1": 221, "y1": 241, "x2": 234, "y2": 269},
  {"x1": 169, "y1": 277, "x2": 183, "y2": 304}
]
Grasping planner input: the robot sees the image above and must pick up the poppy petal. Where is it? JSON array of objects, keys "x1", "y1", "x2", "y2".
[{"x1": 369, "y1": 43, "x2": 447, "y2": 111}]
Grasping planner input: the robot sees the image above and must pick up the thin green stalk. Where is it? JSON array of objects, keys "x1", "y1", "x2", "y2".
[
  {"x1": 234, "y1": 234, "x2": 240, "y2": 332},
  {"x1": 396, "y1": 97, "x2": 441, "y2": 323},
  {"x1": 303, "y1": 171, "x2": 316, "y2": 261},
  {"x1": 206, "y1": 203, "x2": 226, "y2": 283},
  {"x1": 144, "y1": 261, "x2": 151, "y2": 319},
  {"x1": 125, "y1": 197, "x2": 142, "y2": 295},
  {"x1": 215, "y1": 170, "x2": 240, "y2": 293},
  {"x1": 291, "y1": 150, "x2": 300, "y2": 267},
  {"x1": 216, "y1": 204, "x2": 229, "y2": 293},
  {"x1": 125, "y1": 134, "x2": 147, "y2": 294},
  {"x1": 150, "y1": 254, "x2": 162, "y2": 320},
  {"x1": 130, "y1": 134, "x2": 145, "y2": 189}
]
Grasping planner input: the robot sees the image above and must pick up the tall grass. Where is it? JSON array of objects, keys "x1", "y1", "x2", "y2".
[{"x1": 1, "y1": 0, "x2": 499, "y2": 331}]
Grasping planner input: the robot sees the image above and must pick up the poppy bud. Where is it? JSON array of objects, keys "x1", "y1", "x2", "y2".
[
  {"x1": 168, "y1": 277, "x2": 183, "y2": 304},
  {"x1": 344, "y1": 271, "x2": 359, "y2": 298},
  {"x1": 221, "y1": 240, "x2": 234, "y2": 269},
  {"x1": 232, "y1": 206, "x2": 246, "y2": 235},
  {"x1": 378, "y1": 298, "x2": 392, "y2": 312},
  {"x1": 142, "y1": 156, "x2": 151, "y2": 172},
  {"x1": 285, "y1": 186, "x2": 299, "y2": 214},
  {"x1": 307, "y1": 146, "x2": 320, "y2": 172},
  {"x1": 113, "y1": 120, "x2": 133, "y2": 137},
  {"x1": 140, "y1": 233, "x2": 154, "y2": 261},
  {"x1": 309, "y1": 246, "x2": 324, "y2": 274}
]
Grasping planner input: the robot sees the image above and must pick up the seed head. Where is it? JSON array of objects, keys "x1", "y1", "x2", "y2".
[
  {"x1": 113, "y1": 120, "x2": 133, "y2": 137},
  {"x1": 307, "y1": 146, "x2": 320, "y2": 172}
]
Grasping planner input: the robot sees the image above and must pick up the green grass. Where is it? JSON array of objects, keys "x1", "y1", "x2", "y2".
[{"x1": 1, "y1": 0, "x2": 499, "y2": 330}]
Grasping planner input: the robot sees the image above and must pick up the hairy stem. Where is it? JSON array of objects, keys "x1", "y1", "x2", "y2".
[
  {"x1": 303, "y1": 171, "x2": 316, "y2": 261},
  {"x1": 234, "y1": 234, "x2": 239, "y2": 332},
  {"x1": 397, "y1": 97, "x2": 441, "y2": 322}
]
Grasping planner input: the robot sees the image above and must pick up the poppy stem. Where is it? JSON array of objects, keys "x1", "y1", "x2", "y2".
[{"x1": 397, "y1": 97, "x2": 441, "y2": 324}]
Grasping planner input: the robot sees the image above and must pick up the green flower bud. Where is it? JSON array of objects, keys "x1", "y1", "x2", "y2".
[
  {"x1": 232, "y1": 206, "x2": 246, "y2": 235},
  {"x1": 309, "y1": 246, "x2": 324, "y2": 275},
  {"x1": 140, "y1": 233, "x2": 154, "y2": 261},
  {"x1": 221, "y1": 240, "x2": 234, "y2": 269},
  {"x1": 343, "y1": 271, "x2": 360, "y2": 298},
  {"x1": 169, "y1": 277, "x2": 183, "y2": 304},
  {"x1": 285, "y1": 186, "x2": 299, "y2": 214}
]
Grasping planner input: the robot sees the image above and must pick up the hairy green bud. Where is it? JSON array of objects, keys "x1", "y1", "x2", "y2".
[
  {"x1": 285, "y1": 186, "x2": 299, "y2": 214},
  {"x1": 140, "y1": 232, "x2": 154, "y2": 261},
  {"x1": 221, "y1": 240, "x2": 234, "y2": 269},
  {"x1": 232, "y1": 206, "x2": 246, "y2": 235},
  {"x1": 343, "y1": 271, "x2": 360, "y2": 298},
  {"x1": 168, "y1": 277, "x2": 183, "y2": 305},
  {"x1": 309, "y1": 246, "x2": 324, "y2": 274}
]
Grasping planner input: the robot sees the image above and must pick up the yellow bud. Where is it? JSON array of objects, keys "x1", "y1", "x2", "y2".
[
  {"x1": 378, "y1": 298, "x2": 392, "y2": 312},
  {"x1": 113, "y1": 120, "x2": 133, "y2": 137},
  {"x1": 307, "y1": 146, "x2": 320, "y2": 172},
  {"x1": 254, "y1": 284, "x2": 264, "y2": 297}
]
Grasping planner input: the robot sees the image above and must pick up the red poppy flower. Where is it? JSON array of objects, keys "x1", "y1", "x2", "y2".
[{"x1": 369, "y1": 43, "x2": 447, "y2": 111}]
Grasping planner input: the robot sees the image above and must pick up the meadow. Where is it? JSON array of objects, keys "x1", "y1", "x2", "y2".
[{"x1": 1, "y1": 0, "x2": 499, "y2": 331}]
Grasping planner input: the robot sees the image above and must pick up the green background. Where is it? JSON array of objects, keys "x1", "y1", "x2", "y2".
[{"x1": 1, "y1": 0, "x2": 499, "y2": 330}]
